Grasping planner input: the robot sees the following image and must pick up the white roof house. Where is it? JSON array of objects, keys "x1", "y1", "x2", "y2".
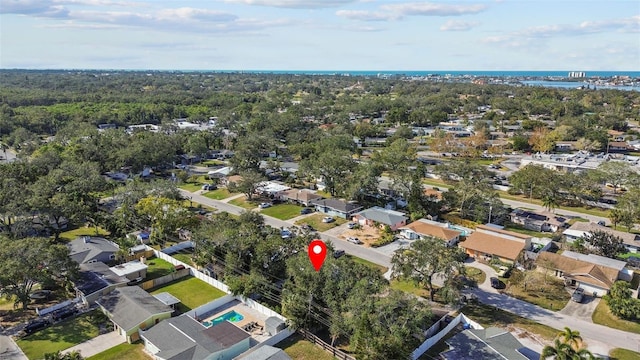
[{"x1": 109, "y1": 260, "x2": 148, "y2": 278}]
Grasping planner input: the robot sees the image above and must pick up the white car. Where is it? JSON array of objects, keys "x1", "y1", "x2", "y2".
[
  {"x1": 258, "y1": 202, "x2": 272, "y2": 209},
  {"x1": 322, "y1": 217, "x2": 335, "y2": 223},
  {"x1": 347, "y1": 237, "x2": 363, "y2": 244},
  {"x1": 347, "y1": 222, "x2": 357, "y2": 229}
]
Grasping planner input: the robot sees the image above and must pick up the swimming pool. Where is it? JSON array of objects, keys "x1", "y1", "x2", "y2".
[
  {"x1": 448, "y1": 224, "x2": 471, "y2": 237},
  {"x1": 202, "y1": 310, "x2": 244, "y2": 328}
]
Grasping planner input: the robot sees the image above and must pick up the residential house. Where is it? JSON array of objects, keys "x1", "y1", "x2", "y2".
[
  {"x1": 73, "y1": 262, "x2": 129, "y2": 305},
  {"x1": 352, "y1": 206, "x2": 408, "y2": 231},
  {"x1": 140, "y1": 315, "x2": 251, "y2": 360},
  {"x1": 280, "y1": 189, "x2": 322, "y2": 206},
  {"x1": 536, "y1": 251, "x2": 630, "y2": 296},
  {"x1": 509, "y1": 209, "x2": 566, "y2": 233},
  {"x1": 97, "y1": 286, "x2": 174, "y2": 343},
  {"x1": 554, "y1": 141, "x2": 578, "y2": 152},
  {"x1": 441, "y1": 327, "x2": 532, "y2": 360},
  {"x1": 608, "y1": 141, "x2": 631, "y2": 153},
  {"x1": 109, "y1": 260, "x2": 148, "y2": 281},
  {"x1": 563, "y1": 222, "x2": 640, "y2": 253},
  {"x1": 459, "y1": 225, "x2": 532, "y2": 264},
  {"x1": 68, "y1": 236, "x2": 119, "y2": 264},
  {"x1": 399, "y1": 219, "x2": 462, "y2": 247},
  {"x1": 236, "y1": 345, "x2": 291, "y2": 360},
  {"x1": 207, "y1": 166, "x2": 232, "y2": 179},
  {"x1": 309, "y1": 198, "x2": 364, "y2": 219},
  {"x1": 255, "y1": 181, "x2": 291, "y2": 197}
]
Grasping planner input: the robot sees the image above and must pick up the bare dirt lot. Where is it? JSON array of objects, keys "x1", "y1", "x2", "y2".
[{"x1": 340, "y1": 227, "x2": 382, "y2": 247}]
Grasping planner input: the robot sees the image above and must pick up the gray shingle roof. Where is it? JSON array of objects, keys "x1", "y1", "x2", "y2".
[
  {"x1": 74, "y1": 262, "x2": 129, "y2": 296},
  {"x1": 442, "y1": 327, "x2": 530, "y2": 360},
  {"x1": 566, "y1": 222, "x2": 639, "y2": 246},
  {"x1": 236, "y1": 345, "x2": 292, "y2": 360},
  {"x1": 97, "y1": 287, "x2": 173, "y2": 332},
  {"x1": 309, "y1": 198, "x2": 363, "y2": 213},
  {"x1": 354, "y1": 206, "x2": 408, "y2": 226},
  {"x1": 67, "y1": 236, "x2": 119, "y2": 264},
  {"x1": 141, "y1": 315, "x2": 250, "y2": 360}
]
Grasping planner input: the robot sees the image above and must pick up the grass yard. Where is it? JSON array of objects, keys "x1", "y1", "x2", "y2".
[
  {"x1": 59, "y1": 226, "x2": 110, "y2": 242},
  {"x1": 17, "y1": 311, "x2": 103, "y2": 360},
  {"x1": 178, "y1": 183, "x2": 203, "y2": 192},
  {"x1": 609, "y1": 348, "x2": 640, "y2": 360},
  {"x1": 391, "y1": 280, "x2": 431, "y2": 298},
  {"x1": 229, "y1": 196, "x2": 257, "y2": 209},
  {"x1": 464, "y1": 267, "x2": 486, "y2": 286},
  {"x1": 504, "y1": 271, "x2": 570, "y2": 311},
  {"x1": 87, "y1": 342, "x2": 150, "y2": 360},
  {"x1": 276, "y1": 334, "x2": 337, "y2": 360},
  {"x1": 260, "y1": 204, "x2": 305, "y2": 220},
  {"x1": 203, "y1": 188, "x2": 236, "y2": 200},
  {"x1": 504, "y1": 224, "x2": 553, "y2": 239},
  {"x1": 592, "y1": 300, "x2": 640, "y2": 334},
  {"x1": 461, "y1": 303, "x2": 559, "y2": 341},
  {"x1": 150, "y1": 276, "x2": 227, "y2": 312},
  {"x1": 0, "y1": 296, "x2": 16, "y2": 311},
  {"x1": 172, "y1": 252, "x2": 194, "y2": 266},
  {"x1": 294, "y1": 214, "x2": 347, "y2": 232},
  {"x1": 145, "y1": 257, "x2": 177, "y2": 281},
  {"x1": 343, "y1": 254, "x2": 388, "y2": 273}
]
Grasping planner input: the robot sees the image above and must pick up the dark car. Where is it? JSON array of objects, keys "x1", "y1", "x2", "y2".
[
  {"x1": 52, "y1": 308, "x2": 76, "y2": 322},
  {"x1": 490, "y1": 277, "x2": 503, "y2": 289},
  {"x1": 300, "y1": 207, "x2": 313, "y2": 215},
  {"x1": 24, "y1": 319, "x2": 50, "y2": 334},
  {"x1": 571, "y1": 288, "x2": 585, "y2": 303},
  {"x1": 333, "y1": 250, "x2": 345, "y2": 259}
]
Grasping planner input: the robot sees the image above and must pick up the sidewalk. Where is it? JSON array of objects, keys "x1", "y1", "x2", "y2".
[
  {"x1": 62, "y1": 331, "x2": 124, "y2": 358},
  {"x1": 0, "y1": 335, "x2": 27, "y2": 360}
]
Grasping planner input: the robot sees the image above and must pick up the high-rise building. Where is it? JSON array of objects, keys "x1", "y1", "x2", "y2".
[{"x1": 568, "y1": 71, "x2": 586, "y2": 78}]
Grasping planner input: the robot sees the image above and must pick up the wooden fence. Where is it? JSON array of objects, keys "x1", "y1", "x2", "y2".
[
  {"x1": 140, "y1": 268, "x2": 190, "y2": 290},
  {"x1": 298, "y1": 329, "x2": 356, "y2": 360}
]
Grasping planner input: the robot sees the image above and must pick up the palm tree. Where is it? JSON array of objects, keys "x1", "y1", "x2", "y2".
[
  {"x1": 557, "y1": 327, "x2": 583, "y2": 351},
  {"x1": 542, "y1": 194, "x2": 558, "y2": 213},
  {"x1": 541, "y1": 339, "x2": 573, "y2": 360}
]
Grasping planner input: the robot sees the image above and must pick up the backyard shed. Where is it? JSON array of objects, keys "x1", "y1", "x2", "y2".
[{"x1": 265, "y1": 316, "x2": 286, "y2": 336}]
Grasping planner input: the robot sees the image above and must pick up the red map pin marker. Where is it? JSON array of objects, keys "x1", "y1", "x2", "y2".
[{"x1": 308, "y1": 239, "x2": 327, "y2": 272}]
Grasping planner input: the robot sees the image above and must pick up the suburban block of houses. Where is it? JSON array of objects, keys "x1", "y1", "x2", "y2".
[
  {"x1": 535, "y1": 250, "x2": 631, "y2": 297},
  {"x1": 459, "y1": 225, "x2": 532, "y2": 264},
  {"x1": 563, "y1": 221, "x2": 640, "y2": 253},
  {"x1": 399, "y1": 219, "x2": 463, "y2": 247}
]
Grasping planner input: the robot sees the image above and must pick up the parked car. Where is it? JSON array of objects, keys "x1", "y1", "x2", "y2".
[
  {"x1": 201, "y1": 184, "x2": 217, "y2": 191},
  {"x1": 300, "y1": 207, "x2": 313, "y2": 215},
  {"x1": 127, "y1": 276, "x2": 144, "y2": 285},
  {"x1": 347, "y1": 237, "x2": 363, "y2": 244},
  {"x1": 490, "y1": 277, "x2": 504, "y2": 289},
  {"x1": 52, "y1": 307, "x2": 77, "y2": 322},
  {"x1": 496, "y1": 266, "x2": 510, "y2": 278},
  {"x1": 300, "y1": 224, "x2": 316, "y2": 232},
  {"x1": 572, "y1": 288, "x2": 585, "y2": 303},
  {"x1": 333, "y1": 250, "x2": 345, "y2": 259},
  {"x1": 347, "y1": 222, "x2": 357, "y2": 229},
  {"x1": 24, "y1": 319, "x2": 50, "y2": 334},
  {"x1": 258, "y1": 202, "x2": 272, "y2": 209},
  {"x1": 322, "y1": 216, "x2": 335, "y2": 223}
]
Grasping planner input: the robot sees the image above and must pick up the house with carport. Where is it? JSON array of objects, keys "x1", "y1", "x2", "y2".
[
  {"x1": 458, "y1": 225, "x2": 531, "y2": 264},
  {"x1": 279, "y1": 189, "x2": 322, "y2": 206},
  {"x1": 309, "y1": 198, "x2": 363, "y2": 219},
  {"x1": 97, "y1": 286, "x2": 174, "y2": 343},
  {"x1": 140, "y1": 314, "x2": 251, "y2": 360},
  {"x1": 352, "y1": 206, "x2": 408, "y2": 231},
  {"x1": 535, "y1": 251, "x2": 631, "y2": 297},
  {"x1": 399, "y1": 219, "x2": 462, "y2": 247}
]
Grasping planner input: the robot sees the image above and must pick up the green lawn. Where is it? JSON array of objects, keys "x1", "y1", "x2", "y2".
[
  {"x1": 203, "y1": 188, "x2": 236, "y2": 200},
  {"x1": 618, "y1": 252, "x2": 640, "y2": 259},
  {"x1": 59, "y1": 226, "x2": 110, "y2": 242},
  {"x1": 150, "y1": 276, "x2": 227, "y2": 312},
  {"x1": 592, "y1": 300, "x2": 640, "y2": 334},
  {"x1": 609, "y1": 348, "x2": 640, "y2": 360},
  {"x1": 260, "y1": 204, "x2": 304, "y2": 220},
  {"x1": 172, "y1": 253, "x2": 194, "y2": 266},
  {"x1": 391, "y1": 280, "x2": 430, "y2": 298},
  {"x1": 145, "y1": 257, "x2": 177, "y2": 281},
  {"x1": 461, "y1": 303, "x2": 559, "y2": 341},
  {"x1": 229, "y1": 197, "x2": 257, "y2": 209},
  {"x1": 17, "y1": 311, "x2": 103, "y2": 360},
  {"x1": 178, "y1": 183, "x2": 203, "y2": 192},
  {"x1": 504, "y1": 271, "x2": 570, "y2": 311},
  {"x1": 343, "y1": 255, "x2": 388, "y2": 273},
  {"x1": 200, "y1": 159, "x2": 226, "y2": 167},
  {"x1": 276, "y1": 334, "x2": 337, "y2": 360},
  {"x1": 503, "y1": 223, "x2": 552, "y2": 238},
  {"x1": 0, "y1": 295, "x2": 16, "y2": 311},
  {"x1": 464, "y1": 267, "x2": 486, "y2": 286},
  {"x1": 294, "y1": 214, "x2": 347, "y2": 232},
  {"x1": 87, "y1": 343, "x2": 150, "y2": 360}
]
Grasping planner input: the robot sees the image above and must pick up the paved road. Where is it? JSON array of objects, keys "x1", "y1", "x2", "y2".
[
  {"x1": 0, "y1": 335, "x2": 27, "y2": 360},
  {"x1": 181, "y1": 188, "x2": 640, "y2": 354}
]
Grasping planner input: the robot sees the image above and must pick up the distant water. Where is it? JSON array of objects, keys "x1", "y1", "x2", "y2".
[{"x1": 215, "y1": 70, "x2": 640, "y2": 78}]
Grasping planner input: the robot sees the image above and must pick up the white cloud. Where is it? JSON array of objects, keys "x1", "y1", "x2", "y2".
[
  {"x1": 337, "y1": 1, "x2": 489, "y2": 22},
  {"x1": 440, "y1": 20, "x2": 479, "y2": 31},
  {"x1": 484, "y1": 15, "x2": 640, "y2": 48},
  {"x1": 223, "y1": 0, "x2": 358, "y2": 9}
]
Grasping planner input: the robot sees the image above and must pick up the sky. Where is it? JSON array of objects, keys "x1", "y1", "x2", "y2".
[{"x1": 1, "y1": 0, "x2": 639, "y2": 71}]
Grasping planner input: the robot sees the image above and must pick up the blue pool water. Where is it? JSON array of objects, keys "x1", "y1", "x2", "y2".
[
  {"x1": 202, "y1": 310, "x2": 244, "y2": 328},
  {"x1": 448, "y1": 224, "x2": 471, "y2": 237}
]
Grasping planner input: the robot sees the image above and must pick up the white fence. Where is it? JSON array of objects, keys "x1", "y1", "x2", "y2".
[
  {"x1": 240, "y1": 296, "x2": 286, "y2": 321},
  {"x1": 411, "y1": 313, "x2": 483, "y2": 360},
  {"x1": 186, "y1": 294, "x2": 236, "y2": 320},
  {"x1": 152, "y1": 248, "x2": 230, "y2": 293}
]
